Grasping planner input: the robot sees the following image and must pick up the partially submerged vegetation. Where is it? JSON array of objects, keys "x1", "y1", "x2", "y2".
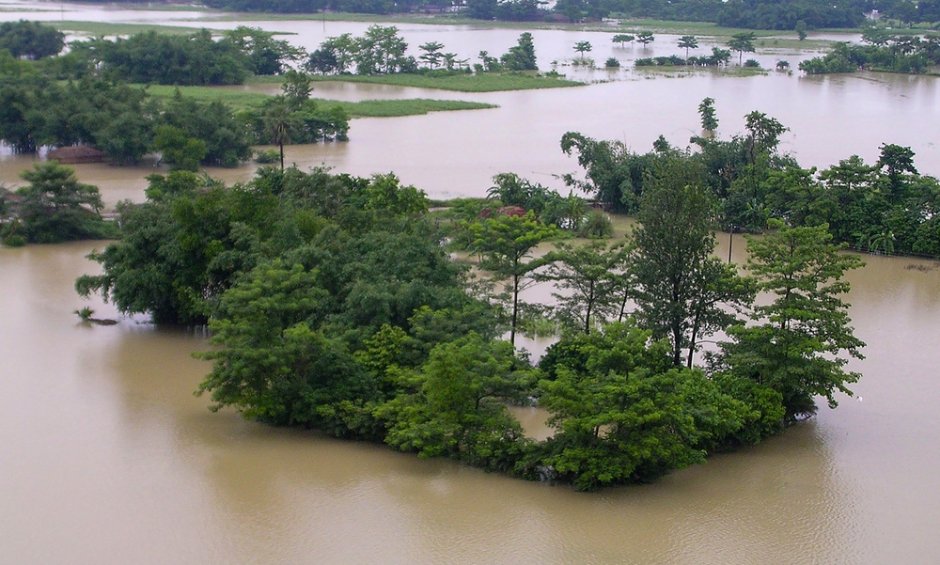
[
  {"x1": 0, "y1": 162, "x2": 116, "y2": 246},
  {"x1": 560, "y1": 100, "x2": 940, "y2": 258},
  {"x1": 142, "y1": 84, "x2": 497, "y2": 116},
  {"x1": 73, "y1": 163, "x2": 866, "y2": 491},
  {"x1": 800, "y1": 30, "x2": 940, "y2": 74}
]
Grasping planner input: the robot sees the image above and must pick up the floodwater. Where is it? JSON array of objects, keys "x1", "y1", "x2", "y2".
[
  {"x1": 2, "y1": 2, "x2": 940, "y2": 563},
  {"x1": 2, "y1": 2, "x2": 939, "y2": 204}
]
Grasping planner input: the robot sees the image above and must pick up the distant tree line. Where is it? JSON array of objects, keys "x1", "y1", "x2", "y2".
[
  {"x1": 62, "y1": 0, "x2": 940, "y2": 26},
  {"x1": 306, "y1": 26, "x2": 537, "y2": 75},
  {"x1": 176, "y1": 0, "x2": 940, "y2": 27}
]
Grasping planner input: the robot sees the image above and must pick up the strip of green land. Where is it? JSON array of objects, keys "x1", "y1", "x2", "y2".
[
  {"x1": 50, "y1": 21, "x2": 295, "y2": 36},
  {"x1": 141, "y1": 84, "x2": 496, "y2": 117},
  {"x1": 307, "y1": 72, "x2": 583, "y2": 92},
  {"x1": 51, "y1": 21, "x2": 221, "y2": 36}
]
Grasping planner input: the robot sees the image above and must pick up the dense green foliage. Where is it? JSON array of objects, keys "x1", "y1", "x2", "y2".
[
  {"x1": 800, "y1": 34, "x2": 940, "y2": 74},
  {"x1": 631, "y1": 159, "x2": 755, "y2": 367},
  {"x1": 0, "y1": 20, "x2": 64, "y2": 59},
  {"x1": 0, "y1": 162, "x2": 115, "y2": 245},
  {"x1": 64, "y1": 27, "x2": 303, "y2": 86},
  {"x1": 306, "y1": 27, "x2": 537, "y2": 76},
  {"x1": 0, "y1": 51, "x2": 348, "y2": 165},
  {"x1": 75, "y1": 163, "x2": 867, "y2": 490},
  {"x1": 716, "y1": 222, "x2": 865, "y2": 422},
  {"x1": 562, "y1": 105, "x2": 940, "y2": 258}
]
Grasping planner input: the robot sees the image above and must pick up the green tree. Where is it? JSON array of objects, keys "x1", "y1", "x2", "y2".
[
  {"x1": 612, "y1": 33, "x2": 635, "y2": 47},
  {"x1": 0, "y1": 20, "x2": 64, "y2": 59},
  {"x1": 795, "y1": 20, "x2": 808, "y2": 41},
  {"x1": 538, "y1": 322, "x2": 751, "y2": 490},
  {"x1": 678, "y1": 35, "x2": 699, "y2": 62},
  {"x1": 631, "y1": 158, "x2": 754, "y2": 367},
  {"x1": 743, "y1": 110, "x2": 787, "y2": 164},
  {"x1": 469, "y1": 212, "x2": 557, "y2": 346},
  {"x1": 500, "y1": 32, "x2": 537, "y2": 71},
  {"x1": 381, "y1": 333, "x2": 530, "y2": 469},
  {"x1": 9, "y1": 162, "x2": 111, "y2": 243},
  {"x1": 153, "y1": 125, "x2": 206, "y2": 171},
  {"x1": 637, "y1": 31, "x2": 655, "y2": 46},
  {"x1": 698, "y1": 97, "x2": 718, "y2": 133},
  {"x1": 355, "y1": 25, "x2": 409, "y2": 74},
  {"x1": 539, "y1": 240, "x2": 630, "y2": 334},
  {"x1": 718, "y1": 221, "x2": 865, "y2": 422},
  {"x1": 281, "y1": 69, "x2": 313, "y2": 108},
  {"x1": 223, "y1": 26, "x2": 305, "y2": 75},
  {"x1": 196, "y1": 259, "x2": 364, "y2": 425},
  {"x1": 418, "y1": 41, "x2": 445, "y2": 69},
  {"x1": 262, "y1": 97, "x2": 296, "y2": 171},
  {"x1": 728, "y1": 32, "x2": 756, "y2": 65},
  {"x1": 574, "y1": 40, "x2": 592, "y2": 61}
]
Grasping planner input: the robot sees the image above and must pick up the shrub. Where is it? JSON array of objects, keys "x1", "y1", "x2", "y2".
[{"x1": 254, "y1": 149, "x2": 280, "y2": 164}]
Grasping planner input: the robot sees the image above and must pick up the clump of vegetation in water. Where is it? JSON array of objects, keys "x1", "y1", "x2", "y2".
[
  {"x1": 0, "y1": 162, "x2": 116, "y2": 244},
  {"x1": 800, "y1": 31, "x2": 940, "y2": 75},
  {"x1": 75, "y1": 164, "x2": 867, "y2": 491},
  {"x1": 561, "y1": 100, "x2": 940, "y2": 258}
]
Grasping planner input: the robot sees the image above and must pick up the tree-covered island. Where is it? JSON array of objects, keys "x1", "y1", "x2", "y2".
[{"x1": 70, "y1": 104, "x2": 898, "y2": 488}]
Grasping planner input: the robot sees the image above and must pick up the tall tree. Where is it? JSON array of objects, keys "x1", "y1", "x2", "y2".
[
  {"x1": 539, "y1": 240, "x2": 630, "y2": 334},
  {"x1": 728, "y1": 32, "x2": 756, "y2": 65},
  {"x1": 501, "y1": 32, "x2": 537, "y2": 70},
  {"x1": 698, "y1": 97, "x2": 718, "y2": 133},
  {"x1": 418, "y1": 41, "x2": 445, "y2": 69},
  {"x1": 262, "y1": 97, "x2": 295, "y2": 171},
  {"x1": 469, "y1": 212, "x2": 557, "y2": 346},
  {"x1": 631, "y1": 158, "x2": 753, "y2": 366},
  {"x1": 678, "y1": 35, "x2": 699, "y2": 63},
  {"x1": 718, "y1": 221, "x2": 865, "y2": 422},
  {"x1": 574, "y1": 40, "x2": 592, "y2": 61}
]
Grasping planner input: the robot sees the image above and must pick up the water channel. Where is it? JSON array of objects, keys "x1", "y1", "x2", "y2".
[{"x1": 2, "y1": 2, "x2": 940, "y2": 563}]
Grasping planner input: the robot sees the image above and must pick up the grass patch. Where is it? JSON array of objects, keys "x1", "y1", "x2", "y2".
[
  {"x1": 140, "y1": 84, "x2": 495, "y2": 117},
  {"x1": 308, "y1": 72, "x2": 583, "y2": 92},
  {"x1": 633, "y1": 65, "x2": 768, "y2": 77},
  {"x1": 50, "y1": 21, "x2": 295, "y2": 37},
  {"x1": 51, "y1": 21, "x2": 223, "y2": 36},
  {"x1": 315, "y1": 98, "x2": 496, "y2": 117},
  {"x1": 141, "y1": 84, "x2": 271, "y2": 109}
]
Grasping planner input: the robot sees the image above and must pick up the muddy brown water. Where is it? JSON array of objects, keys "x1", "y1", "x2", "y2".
[
  {"x1": 2, "y1": 239, "x2": 939, "y2": 563},
  {"x1": 3, "y1": 3, "x2": 940, "y2": 563}
]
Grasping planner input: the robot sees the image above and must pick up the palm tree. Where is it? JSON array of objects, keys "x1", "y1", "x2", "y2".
[
  {"x1": 678, "y1": 35, "x2": 698, "y2": 64},
  {"x1": 868, "y1": 230, "x2": 896, "y2": 255},
  {"x1": 263, "y1": 99, "x2": 293, "y2": 171},
  {"x1": 574, "y1": 41, "x2": 592, "y2": 61}
]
